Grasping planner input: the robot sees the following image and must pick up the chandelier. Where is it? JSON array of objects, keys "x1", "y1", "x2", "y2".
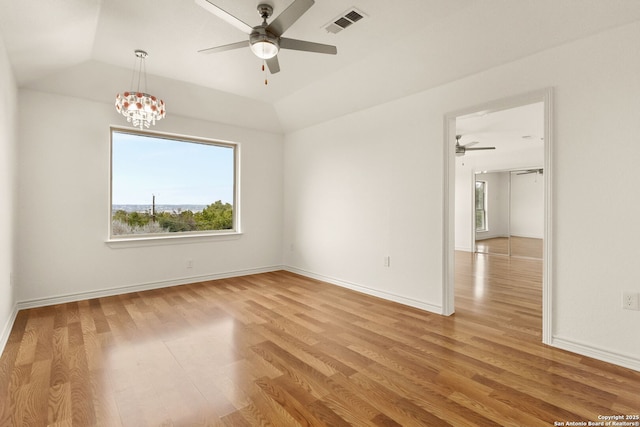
[{"x1": 115, "y1": 50, "x2": 166, "y2": 129}]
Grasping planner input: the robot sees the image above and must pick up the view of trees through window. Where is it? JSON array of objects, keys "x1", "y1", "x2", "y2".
[{"x1": 110, "y1": 129, "x2": 236, "y2": 237}]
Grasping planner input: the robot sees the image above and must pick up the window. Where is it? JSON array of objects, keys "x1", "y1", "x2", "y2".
[
  {"x1": 475, "y1": 180, "x2": 487, "y2": 232},
  {"x1": 110, "y1": 128, "x2": 237, "y2": 239}
]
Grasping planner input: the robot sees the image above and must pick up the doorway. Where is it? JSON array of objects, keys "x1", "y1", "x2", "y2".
[{"x1": 442, "y1": 89, "x2": 553, "y2": 344}]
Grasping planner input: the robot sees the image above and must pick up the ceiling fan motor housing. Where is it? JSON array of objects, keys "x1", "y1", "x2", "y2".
[
  {"x1": 250, "y1": 27, "x2": 280, "y2": 59},
  {"x1": 250, "y1": 4, "x2": 279, "y2": 59},
  {"x1": 257, "y1": 4, "x2": 273, "y2": 19}
]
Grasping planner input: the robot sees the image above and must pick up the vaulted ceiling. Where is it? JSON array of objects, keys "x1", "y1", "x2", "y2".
[{"x1": 2, "y1": 0, "x2": 640, "y2": 132}]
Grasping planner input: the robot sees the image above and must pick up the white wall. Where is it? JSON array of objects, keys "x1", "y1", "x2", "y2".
[
  {"x1": 510, "y1": 171, "x2": 544, "y2": 238},
  {"x1": 16, "y1": 90, "x2": 284, "y2": 304},
  {"x1": 283, "y1": 21, "x2": 640, "y2": 369},
  {"x1": 283, "y1": 103, "x2": 444, "y2": 312},
  {"x1": 454, "y1": 167, "x2": 473, "y2": 251},
  {"x1": 0, "y1": 33, "x2": 17, "y2": 351}
]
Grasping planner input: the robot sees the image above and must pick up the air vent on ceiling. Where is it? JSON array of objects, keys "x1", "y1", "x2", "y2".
[{"x1": 324, "y1": 7, "x2": 367, "y2": 34}]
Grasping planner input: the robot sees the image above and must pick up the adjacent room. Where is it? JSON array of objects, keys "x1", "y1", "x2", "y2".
[{"x1": 1, "y1": 0, "x2": 640, "y2": 425}]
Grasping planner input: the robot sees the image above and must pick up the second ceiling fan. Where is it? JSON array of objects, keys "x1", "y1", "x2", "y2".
[
  {"x1": 196, "y1": 0, "x2": 337, "y2": 74},
  {"x1": 455, "y1": 135, "x2": 496, "y2": 156}
]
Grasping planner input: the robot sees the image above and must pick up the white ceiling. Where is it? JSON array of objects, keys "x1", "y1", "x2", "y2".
[
  {"x1": 456, "y1": 102, "x2": 544, "y2": 170},
  {"x1": 2, "y1": 0, "x2": 640, "y2": 132},
  {"x1": 0, "y1": 0, "x2": 473, "y2": 103}
]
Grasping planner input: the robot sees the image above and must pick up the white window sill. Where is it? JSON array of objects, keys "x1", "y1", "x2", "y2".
[{"x1": 106, "y1": 231, "x2": 243, "y2": 248}]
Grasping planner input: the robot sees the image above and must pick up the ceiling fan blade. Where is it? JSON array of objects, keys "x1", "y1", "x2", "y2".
[
  {"x1": 198, "y1": 40, "x2": 249, "y2": 54},
  {"x1": 266, "y1": 56, "x2": 280, "y2": 74},
  {"x1": 280, "y1": 38, "x2": 337, "y2": 55},
  {"x1": 462, "y1": 141, "x2": 480, "y2": 148},
  {"x1": 195, "y1": 0, "x2": 253, "y2": 34},
  {"x1": 465, "y1": 147, "x2": 496, "y2": 151},
  {"x1": 267, "y1": 0, "x2": 314, "y2": 36},
  {"x1": 516, "y1": 169, "x2": 543, "y2": 175}
]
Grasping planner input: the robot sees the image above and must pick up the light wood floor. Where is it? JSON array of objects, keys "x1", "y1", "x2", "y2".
[{"x1": 1, "y1": 258, "x2": 639, "y2": 426}]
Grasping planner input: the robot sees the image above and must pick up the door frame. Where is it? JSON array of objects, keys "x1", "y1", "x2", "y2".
[{"x1": 442, "y1": 88, "x2": 553, "y2": 345}]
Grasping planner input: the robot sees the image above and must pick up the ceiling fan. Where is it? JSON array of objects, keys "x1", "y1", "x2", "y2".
[
  {"x1": 455, "y1": 135, "x2": 496, "y2": 156},
  {"x1": 516, "y1": 168, "x2": 543, "y2": 175},
  {"x1": 195, "y1": 0, "x2": 337, "y2": 74}
]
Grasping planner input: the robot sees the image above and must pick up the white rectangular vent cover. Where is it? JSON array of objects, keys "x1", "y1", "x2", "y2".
[{"x1": 324, "y1": 7, "x2": 367, "y2": 34}]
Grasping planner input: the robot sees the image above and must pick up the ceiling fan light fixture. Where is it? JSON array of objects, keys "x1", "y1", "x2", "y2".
[{"x1": 250, "y1": 33, "x2": 279, "y2": 59}]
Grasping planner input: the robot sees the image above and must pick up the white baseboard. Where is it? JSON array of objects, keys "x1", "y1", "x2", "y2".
[
  {"x1": 284, "y1": 266, "x2": 444, "y2": 315},
  {"x1": 475, "y1": 234, "x2": 509, "y2": 241},
  {"x1": 16, "y1": 265, "x2": 284, "y2": 311},
  {"x1": 551, "y1": 335, "x2": 640, "y2": 372},
  {"x1": 0, "y1": 303, "x2": 18, "y2": 357},
  {"x1": 510, "y1": 234, "x2": 544, "y2": 239}
]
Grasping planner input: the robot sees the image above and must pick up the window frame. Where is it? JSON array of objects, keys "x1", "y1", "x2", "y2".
[{"x1": 107, "y1": 126, "x2": 241, "y2": 244}]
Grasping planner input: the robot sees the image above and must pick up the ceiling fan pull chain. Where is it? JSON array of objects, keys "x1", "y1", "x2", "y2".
[{"x1": 263, "y1": 60, "x2": 268, "y2": 85}]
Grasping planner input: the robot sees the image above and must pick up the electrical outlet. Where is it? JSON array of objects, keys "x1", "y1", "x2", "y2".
[
  {"x1": 186, "y1": 259, "x2": 193, "y2": 269},
  {"x1": 384, "y1": 256, "x2": 391, "y2": 267},
  {"x1": 622, "y1": 292, "x2": 639, "y2": 310}
]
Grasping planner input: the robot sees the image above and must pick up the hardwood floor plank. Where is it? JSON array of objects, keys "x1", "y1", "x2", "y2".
[
  {"x1": 112, "y1": 385, "x2": 148, "y2": 427},
  {"x1": 88, "y1": 370, "x2": 123, "y2": 427},
  {"x1": 220, "y1": 410, "x2": 252, "y2": 427},
  {"x1": 47, "y1": 382, "x2": 71, "y2": 425},
  {"x1": 321, "y1": 373, "x2": 387, "y2": 426},
  {"x1": 255, "y1": 322, "x2": 353, "y2": 378},
  {"x1": 473, "y1": 373, "x2": 585, "y2": 421},
  {"x1": 311, "y1": 336, "x2": 376, "y2": 374},
  {"x1": 211, "y1": 371, "x2": 251, "y2": 411},
  {"x1": 19, "y1": 359, "x2": 51, "y2": 426},
  {"x1": 254, "y1": 375, "x2": 327, "y2": 426},
  {"x1": 447, "y1": 388, "x2": 544, "y2": 427},
  {"x1": 247, "y1": 382, "x2": 302, "y2": 426},
  {"x1": 14, "y1": 328, "x2": 37, "y2": 368},
  {"x1": 68, "y1": 344, "x2": 95, "y2": 426},
  {"x1": 48, "y1": 327, "x2": 69, "y2": 388},
  {"x1": 371, "y1": 412, "x2": 403, "y2": 427},
  {"x1": 1, "y1": 259, "x2": 639, "y2": 425},
  {"x1": 305, "y1": 399, "x2": 353, "y2": 427},
  {"x1": 366, "y1": 362, "x2": 498, "y2": 427},
  {"x1": 251, "y1": 340, "x2": 333, "y2": 400}
]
